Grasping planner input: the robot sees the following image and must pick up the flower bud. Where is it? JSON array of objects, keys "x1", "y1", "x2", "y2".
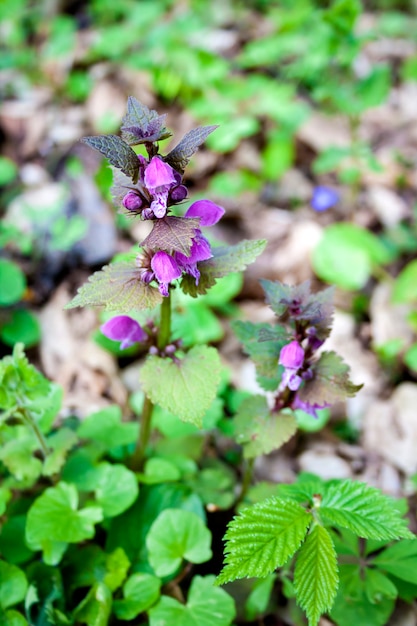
[
  {"x1": 122, "y1": 192, "x2": 143, "y2": 212},
  {"x1": 279, "y1": 341, "x2": 304, "y2": 370},
  {"x1": 170, "y1": 185, "x2": 188, "y2": 202}
]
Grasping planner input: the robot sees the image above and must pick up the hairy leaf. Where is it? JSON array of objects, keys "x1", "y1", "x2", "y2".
[
  {"x1": 139, "y1": 346, "x2": 221, "y2": 426},
  {"x1": 140, "y1": 216, "x2": 200, "y2": 256},
  {"x1": 216, "y1": 497, "x2": 312, "y2": 584},
  {"x1": 65, "y1": 262, "x2": 162, "y2": 312},
  {"x1": 294, "y1": 525, "x2": 338, "y2": 626},
  {"x1": 298, "y1": 351, "x2": 362, "y2": 406},
  {"x1": 81, "y1": 135, "x2": 139, "y2": 182},
  {"x1": 149, "y1": 575, "x2": 235, "y2": 626},
  {"x1": 320, "y1": 480, "x2": 414, "y2": 541},
  {"x1": 121, "y1": 96, "x2": 171, "y2": 145},
  {"x1": 234, "y1": 396, "x2": 297, "y2": 458},
  {"x1": 181, "y1": 239, "x2": 266, "y2": 296},
  {"x1": 147, "y1": 509, "x2": 212, "y2": 576},
  {"x1": 165, "y1": 125, "x2": 218, "y2": 173}
]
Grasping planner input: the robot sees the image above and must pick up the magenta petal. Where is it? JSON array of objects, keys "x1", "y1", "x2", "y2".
[
  {"x1": 151, "y1": 251, "x2": 182, "y2": 283},
  {"x1": 185, "y1": 199, "x2": 225, "y2": 226},
  {"x1": 293, "y1": 397, "x2": 330, "y2": 419},
  {"x1": 144, "y1": 157, "x2": 176, "y2": 190},
  {"x1": 279, "y1": 341, "x2": 304, "y2": 370},
  {"x1": 176, "y1": 233, "x2": 212, "y2": 265},
  {"x1": 100, "y1": 315, "x2": 147, "y2": 349}
]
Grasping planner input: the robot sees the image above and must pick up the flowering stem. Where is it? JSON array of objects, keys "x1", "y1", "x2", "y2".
[
  {"x1": 236, "y1": 457, "x2": 255, "y2": 506},
  {"x1": 19, "y1": 407, "x2": 49, "y2": 458},
  {"x1": 130, "y1": 395, "x2": 154, "y2": 471},
  {"x1": 157, "y1": 291, "x2": 172, "y2": 350}
]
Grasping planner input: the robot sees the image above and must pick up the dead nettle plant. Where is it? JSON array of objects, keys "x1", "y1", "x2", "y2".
[{"x1": 0, "y1": 97, "x2": 409, "y2": 625}]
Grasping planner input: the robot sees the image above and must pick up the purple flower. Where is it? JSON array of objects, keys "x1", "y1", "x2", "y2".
[
  {"x1": 311, "y1": 186, "x2": 339, "y2": 212},
  {"x1": 144, "y1": 157, "x2": 177, "y2": 218},
  {"x1": 100, "y1": 315, "x2": 147, "y2": 349},
  {"x1": 279, "y1": 341, "x2": 305, "y2": 392},
  {"x1": 151, "y1": 251, "x2": 182, "y2": 296},
  {"x1": 293, "y1": 396, "x2": 330, "y2": 419},
  {"x1": 184, "y1": 199, "x2": 225, "y2": 226},
  {"x1": 122, "y1": 191, "x2": 143, "y2": 212}
]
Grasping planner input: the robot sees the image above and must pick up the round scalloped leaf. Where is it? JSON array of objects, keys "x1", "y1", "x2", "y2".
[
  {"x1": 149, "y1": 575, "x2": 235, "y2": 626},
  {"x1": 0, "y1": 260, "x2": 26, "y2": 306},
  {"x1": 0, "y1": 562, "x2": 28, "y2": 610},
  {"x1": 146, "y1": 509, "x2": 212, "y2": 577},
  {"x1": 0, "y1": 309, "x2": 41, "y2": 347},
  {"x1": 113, "y1": 573, "x2": 161, "y2": 620},
  {"x1": 94, "y1": 463, "x2": 139, "y2": 518}
]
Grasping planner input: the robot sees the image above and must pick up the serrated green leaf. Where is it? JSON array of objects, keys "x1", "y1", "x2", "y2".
[
  {"x1": 81, "y1": 135, "x2": 139, "y2": 182},
  {"x1": 234, "y1": 397, "x2": 298, "y2": 458},
  {"x1": 113, "y1": 573, "x2": 161, "y2": 620},
  {"x1": 165, "y1": 125, "x2": 218, "y2": 173},
  {"x1": 140, "y1": 346, "x2": 221, "y2": 426},
  {"x1": 294, "y1": 525, "x2": 338, "y2": 626},
  {"x1": 73, "y1": 582, "x2": 112, "y2": 626},
  {"x1": 320, "y1": 480, "x2": 414, "y2": 541},
  {"x1": 298, "y1": 351, "x2": 362, "y2": 406},
  {"x1": 140, "y1": 216, "x2": 200, "y2": 256},
  {"x1": 121, "y1": 96, "x2": 171, "y2": 145},
  {"x1": 216, "y1": 497, "x2": 312, "y2": 584},
  {"x1": 0, "y1": 344, "x2": 50, "y2": 412},
  {"x1": 0, "y1": 562, "x2": 28, "y2": 610},
  {"x1": 66, "y1": 262, "x2": 162, "y2": 312},
  {"x1": 149, "y1": 575, "x2": 235, "y2": 626},
  {"x1": 372, "y1": 539, "x2": 417, "y2": 584},
  {"x1": 146, "y1": 509, "x2": 212, "y2": 577},
  {"x1": 181, "y1": 239, "x2": 267, "y2": 296},
  {"x1": 26, "y1": 482, "x2": 103, "y2": 563}
]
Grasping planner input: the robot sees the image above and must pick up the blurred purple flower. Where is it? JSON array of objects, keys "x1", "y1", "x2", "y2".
[
  {"x1": 184, "y1": 199, "x2": 225, "y2": 226},
  {"x1": 293, "y1": 396, "x2": 330, "y2": 419},
  {"x1": 101, "y1": 315, "x2": 147, "y2": 349},
  {"x1": 151, "y1": 250, "x2": 182, "y2": 296},
  {"x1": 311, "y1": 186, "x2": 339, "y2": 212}
]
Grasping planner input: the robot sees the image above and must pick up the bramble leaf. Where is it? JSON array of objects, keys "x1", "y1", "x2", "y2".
[
  {"x1": 139, "y1": 346, "x2": 221, "y2": 426},
  {"x1": 146, "y1": 509, "x2": 212, "y2": 577},
  {"x1": 234, "y1": 396, "x2": 297, "y2": 458},
  {"x1": 320, "y1": 480, "x2": 414, "y2": 541},
  {"x1": 181, "y1": 239, "x2": 267, "y2": 296},
  {"x1": 121, "y1": 96, "x2": 171, "y2": 145},
  {"x1": 298, "y1": 351, "x2": 362, "y2": 406},
  {"x1": 113, "y1": 573, "x2": 161, "y2": 620},
  {"x1": 81, "y1": 135, "x2": 139, "y2": 182},
  {"x1": 149, "y1": 575, "x2": 235, "y2": 626},
  {"x1": 65, "y1": 262, "x2": 162, "y2": 312},
  {"x1": 216, "y1": 497, "x2": 312, "y2": 584},
  {"x1": 140, "y1": 216, "x2": 200, "y2": 256},
  {"x1": 165, "y1": 125, "x2": 218, "y2": 173},
  {"x1": 294, "y1": 525, "x2": 338, "y2": 626}
]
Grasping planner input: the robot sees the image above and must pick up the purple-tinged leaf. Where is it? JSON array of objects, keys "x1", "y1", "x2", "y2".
[
  {"x1": 234, "y1": 395, "x2": 297, "y2": 458},
  {"x1": 165, "y1": 126, "x2": 218, "y2": 173},
  {"x1": 121, "y1": 97, "x2": 172, "y2": 145},
  {"x1": 65, "y1": 262, "x2": 162, "y2": 312},
  {"x1": 81, "y1": 135, "x2": 140, "y2": 183},
  {"x1": 140, "y1": 216, "x2": 200, "y2": 256},
  {"x1": 298, "y1": 351, "x2": 363, "y2": 406}
]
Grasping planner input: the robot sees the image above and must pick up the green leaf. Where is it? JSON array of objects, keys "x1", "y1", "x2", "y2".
[
  {"x1": 298, "y1": 351, "x2": 362, "y2": 406},
  {"x1": 141, "y1": 457, "x2": 181, "y2": 484},
  {"x1": 392, "y1": 259, "x2": 417, "y2": 304},
  {"x1": 0, "y1": 344, "x2": 50, "y2": 412},
  {"x1": 77, "y1": 405, "x2": 138, "y2": 450},
  {"x1": 320, "y1": 480, "x2": 414, "y2": 541},
  {"x1": 165, "y1": 125, "x2": 218, "y2": 173},
  {"x1": 0, "y1": 486, "x2": 11, "y2": 517},
  {"x1": 294, "y1": 525, "x2": 338, "y2": 626},
  {"x1": 364, "y1": 569, "x2": 397, "y2": 604},
  {"x1": 0, "y1": 310, "x2": 40, "y2": 348},
  {"x1": 26, "y1": 482, "x2": 103, "y2": 563},
  {"x1": 0, "y1": 156, "x2": 18, "y2": 185},
  {"x1": 121, "y1": 96, "x2": 171, "y2": 145},
  {"x1": 43, "y1": 428, "x2": 78, "y2": 476},
  {"x1": 216, "y1": 498, "x2": 312, "y2": 584},
  {"x1": 140, "y1": 346, "x2": 221, "y2": 426},
  {"x1": 66, "y1": 262, "x2": 162, "y2": 312},
  {"x1": 181, "y1": 240, "x2": 267, "y2": 296},
  {"x1": 113, "y1": 573, "x2": 161, "y2": 620},
  {"x1": 0, "y1": 260, "x2": 26, "y2": 306},
  {"x1": 245, "y1": 574, "x2": 276, "y2": 621},
  {"x1": 149, "y1": 575, "x2": 235, "y2": 626},
  {"x1": 93, "y1": 463, "x2": 139, "y2": 517},
  {"x1": 313, "y1": 223, "x2": 391, "y2": 290},
  {"x1": 234, "y1": 397, "x2": 298, "y2": 458},
  {"x1": 73, "y1": 582, "x2": 112, "y2": 626},
  {"x1": 103, "y1": 548, "x2": 131, "y2": 592},
  {"x1": 146, "y1": 509, "x2": 212, "y2": 577},
  {"x1": 0, "y1": 430, "x2": 42, "y2": 483},
  {"x1": 372, "y1": 539, "x2": 417, "y2": 584},
  {"x1": 81, "y1": 135, "x2": 140, "y2": 182},
  {"x1": 140, "y1": 216, "x2": 200, "y2": 256},
  {"x1": 0, "y1": 562, "x2": 28, "y2": 610}
]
